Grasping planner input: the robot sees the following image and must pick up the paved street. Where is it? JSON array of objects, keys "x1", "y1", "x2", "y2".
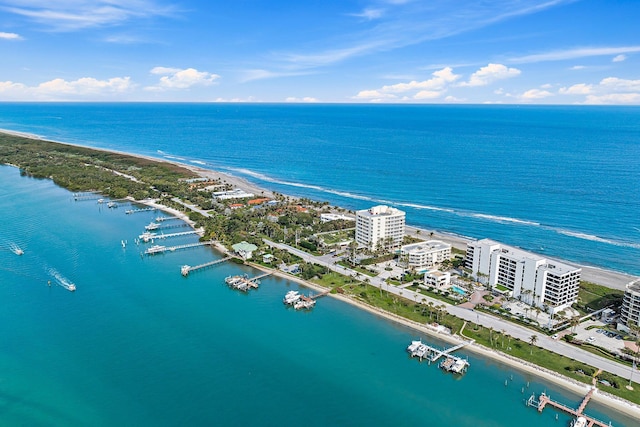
[{"x1": 264, "y1": 239, "x2": 640, "y2": 381}]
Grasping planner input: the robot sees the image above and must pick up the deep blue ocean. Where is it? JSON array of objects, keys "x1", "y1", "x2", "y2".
[
  {"x1": 0, "y1": 165, "x2": 636, "y2": 426},
  {"x1": 0, "y1": 103, "x2": 638, "y2": 277}
]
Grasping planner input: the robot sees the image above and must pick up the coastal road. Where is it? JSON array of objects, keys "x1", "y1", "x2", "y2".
[{"x1": 264, "y1": 240, "x2": 640, "y2": 381}]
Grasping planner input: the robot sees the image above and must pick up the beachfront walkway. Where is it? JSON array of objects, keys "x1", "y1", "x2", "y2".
[{"x1": 264, "y1": 239, "x2": 640, "y2": 382}]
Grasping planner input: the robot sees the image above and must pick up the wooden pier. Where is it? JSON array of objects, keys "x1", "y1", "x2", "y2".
[
  {"x1": 139, "y1": 230, "x2": 201, "y2": 242},
  {"x1": 155, "y1": 216, "x2": 180, "y2": 222},
  {"x1": 527, "y1": 388, "x2": 611, "y2": 427},
  {"x1": 310, "y1": 289, "x2": 332, "y2": 299},
  {"x1": 126, "y1": 207, "x2": 156, "y2": 214},
  {"x1": 181, "y1": 257, "x2": 231, "y2": 276},
  {"x1": 144, "y1": 241, "x2": 213, "y2": 255},
  {"x1": 430, "y1": 341, "x2": 474, "y2": 362}
]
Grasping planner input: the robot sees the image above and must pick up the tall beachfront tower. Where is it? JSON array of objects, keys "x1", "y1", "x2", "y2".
[
  {"x1": 619, "y1": 279, "x2": 640, "y2": 334},
  {"x1": 466, "y1": 238, "x2": 581, "y2": 314},
  {"x1": 355, "y1": 205, "x2": 406, "y2": 251}
]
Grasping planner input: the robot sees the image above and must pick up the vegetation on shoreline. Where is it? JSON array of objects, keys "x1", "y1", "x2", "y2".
[{"x1": 3, "y1": 133, "x2": 639, "y2": 407}]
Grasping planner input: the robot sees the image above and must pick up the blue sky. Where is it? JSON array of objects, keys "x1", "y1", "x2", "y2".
[{"x1": 0, "y1": 0, "x2": 639, "y2": 103}]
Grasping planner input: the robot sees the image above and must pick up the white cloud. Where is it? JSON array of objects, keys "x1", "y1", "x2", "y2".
[
  {"x1": 2, "y1": 1, "x2": 177, "y2": 31},
  {"x1": 520, "y1": 89, "x2": 553, "y2": 100},
  {"x1": 214, "y1": 96, "x2": 258, "y2": 103},
  {"x1": 0, "y1": 31, "x2": 22, "y2": 40},
  {"x1": 414, "y1": 90, "x2": 441, "y2": 99},
  {"x1": 511, "y1": 46, "x2": 640, "y2": 63},
  {"x1": 599, "y1": 77, "x2": 640, "y2": 92},
  {"x1": 612, "y1": 54, "x2": 627, "y2": 62},
  {"x1": 239, "y1": 69, "x2": 314, "y2": 83},
  {"x1": 444, "y1": 95, "x2": 465, "y2": 103},
  {"x1": 559, "y1": 83, "x2": 592, "y2": 95},
  {"x1": 540, "y1": 83, "x2": 552, "y2": 89},
  {"x1": 0, "y1": 76, "x2": 133, "y2": 100},
  {"x1": 350, "y1": 8, "x2": 385, "y2": 20},
  {"x1": 146, "y1": 67, "x2": 220, "y2": 90},
  {"x1": 354, "y1": 67, "x2": 459, "y2": 102},
  {"x1": 570, "y1": 65, "x2": 586, "y2": 70},
  {"x1": 560, "y1": 77, "x2": 640, "y2": 105},
  {"x1": 285, "y1": 97, "x2": 319, "y2": 103},
  {"x1": 584, "y1": 93, "x2": 640, "y2": 105},
  {"x1": 458, "y1": 63, "x2": 520, "y2": 87}
]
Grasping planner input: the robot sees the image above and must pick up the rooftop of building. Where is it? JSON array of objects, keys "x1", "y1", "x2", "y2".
[
  {"x1": 470, "y1": 238, "x2": 579, "y2": 274},
  {"x1": 401, "y1": 240, "x2": 451, "y2": 252},
  {"x1": 626, "y1": 279, "x2": 640, "y2": 294},
  {"x1": 357, "y1": 205, "x2": 405, "y2": 217}
]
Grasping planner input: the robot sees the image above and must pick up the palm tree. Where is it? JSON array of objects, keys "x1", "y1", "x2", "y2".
[
  {"x1": 489, "y1": 327, "x2": 494, "y2": 347},
  {"x1": 570, "y1": 316, "x2": 581, "y2": 333},
  {"x1": 501, "y1": 329, "x2": 506, "y2": 348},
  {"x1": 529, "y1": 335, "x2": 538, "y2": 355}
]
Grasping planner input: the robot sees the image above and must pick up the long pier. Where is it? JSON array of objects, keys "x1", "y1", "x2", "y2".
[
  {"x1": 181, "y1": 257, "x2": 231, "y2": 276},
  {"x1": 526, "y1": 389, "x2": 610, "y2": 427},
  {"x1": 139, "y1": 230, "x2": 200, "y2": 242},
  {"x1": 144, "y1": 241, "x2": 213, "y2": 255},
  {"x1": 126, "y1": 207, "x2": 156, "y2": 214},
  {"x1": 310, "y1": 289, "x2": 332, "y2": 299},
  {"x1": 155, "y1": 216, "x2": 180, "y2": 222},
  {"x1": 430, "y1": 341, "x2": 474, "y2": 362}
]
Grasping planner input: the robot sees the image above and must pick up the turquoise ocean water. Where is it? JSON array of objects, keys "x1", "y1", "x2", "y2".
[
  {"x1": 0, "y1": 166, "x2": 636, "y2": 426},
  {"x1": 0, "y1": 103, "x2": 638, "y2": 276}
]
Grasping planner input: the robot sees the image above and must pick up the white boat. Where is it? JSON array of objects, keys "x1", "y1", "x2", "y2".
[
  {"x1": 97, "y1": 198, "x2": 104, "y2": 204},
  {"x1": 145, "y1": 222, "x2": 160, "y2": 231},
  {"x1": 10, "y1": 243, "x2": 24, "y2": 255},
  {"x1": 283, "y1": 290, "x2": 301, "y2": 305},
  {"x1": 181, "y1": 265, "x2": 191, "y2": 276},
  {"x1": 107, "y1": 201, "x2": 118, "y2": 208},
  {"x1": 571, "y1": 416, "x2": 587, "y2": 427},
  {"x1": 145, "y1": 245, "x2": 166, "y2": 254}
]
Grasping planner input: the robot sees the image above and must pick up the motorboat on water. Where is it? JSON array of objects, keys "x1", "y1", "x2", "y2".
[
  {"x1": 283, "y1": 290, "x2": 301, "y2": 305},
  {"x1": 10, "y1": 243, "x2": 24, "y2": 255}
]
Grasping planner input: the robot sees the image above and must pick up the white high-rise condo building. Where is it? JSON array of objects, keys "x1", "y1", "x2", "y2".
[
  {"x1": 618, "y1": 279, "x2": 640, "y2": 334},
  {"x1": 355, "y1": 205, "x2": 406, "y2": 251},
  {"x1": 465, "y1": 239, "x2": 581, "y2": 314}
]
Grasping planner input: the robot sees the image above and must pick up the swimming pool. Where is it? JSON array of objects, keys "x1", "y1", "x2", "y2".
[{"x1": 451, "y1": 285, "x2": 467, "y2": 295}]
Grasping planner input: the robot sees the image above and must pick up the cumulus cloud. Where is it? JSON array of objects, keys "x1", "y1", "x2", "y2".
[
  {"x1": 146, "y1": 67, "x2": 220, "y2": 91},
  {"x1": 612, "y1": 54, "x2": 627, "y2": 62},
  {"x1": 0, "y1": 76, "x2": 133, "y2": 100},
  {"x1": 354, "y1": 67, "x2": 460, "y2": 101},
  {"x1": 285, "y1": 97, "x2": 319, "y2": 103},
  {"x1": 559, "y1": 77, "x2": 640, "y2": 105},
  {"x1": 559, "y1": 83, "x2": 593, "y2": 95},
  {"x1": 0, "y1": 31, "x2": 22, "y2": 40},
  {"x1": 520, "y1": 89, "x2": 553, "y2": 100},
  {"x1": 458, "y1": 63, "x2": 521, "y2": 87}
]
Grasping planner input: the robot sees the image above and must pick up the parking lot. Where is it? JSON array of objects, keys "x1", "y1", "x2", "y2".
[{"x1": 572, "y1": 320, "x2": 627, "y2": 353}]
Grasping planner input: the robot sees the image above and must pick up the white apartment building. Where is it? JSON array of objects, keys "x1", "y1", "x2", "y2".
[
  {"x1": 355, "y1": 205, "x2": 405, "y2": 251},
  {"x1": 400, "y1": 240, "x2": 451, "y2": 270},
  {"x1": 425, "y1": 270, "x2": 451, "y2": 288},
  {"x1": 466, "y1": 238, "x2": 581, "y2": 314},
  {"x1": 619, "y1": 279, "x2": 640, "y2": 334}
]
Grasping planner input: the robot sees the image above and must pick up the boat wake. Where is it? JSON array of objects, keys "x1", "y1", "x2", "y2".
[
  {"x1": 48, "y1": 268, "x2": 76, "y2": 292},
  {"x1": 9, "y1": 242, "x2": 24, "y2": 255}
]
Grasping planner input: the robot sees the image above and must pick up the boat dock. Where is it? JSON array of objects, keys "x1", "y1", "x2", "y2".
[
  {"x1": 406, "y1": 339, "x2": 472, "y2": 374},
  {"x1": 145, "y1": 222, "x2": 188, "y2": 231},
  {"x1": 526, "y1": 389, "x2": 610, "y2": 427},
  {"x1": 155, "y1": 216, "x2": 180, "y2": 222},
  {"x1": 139, "y1": 230, "x2": 201, "y2": 242},
  {"x1": 407, "y1": 339, "x2": 473, "y2": 363},
  {"x1": 144, "y1": 241, "x2": 213, "y2": 255},
  {"x1": 181, "y1": 257, "x2": 231, "y2": 276},
  {"x1": 126, "y1": 207, "x2": 156, "y2": 214},
  {"x1": 73, "y1": 192, "x2": 100, "y2": 201},
  {"x1": 224, "y1": 272, "x2": 273, "y2": 292},
  {"x1": 283, "y1": 290, "x2": 317, "y2": 310}
]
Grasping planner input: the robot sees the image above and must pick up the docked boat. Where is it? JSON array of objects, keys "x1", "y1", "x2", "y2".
[
  {"x1": 570, "y1": 416, "x2": 587, "y2": 427},
  {"x1": 97, "y1": 198, "x2": 104, "y2": 204},
  {"x1": 107, "y1": 201, "x2": 118, "y2": 208},
  {"x1": 139, "y1": 232, "x2": 157, "y2": 242},
  {"x1": 145, "y1": 244, "x2": 166, "y2": 255},
  {"x1": 181, "y1": 265, "x2": 191, "y2": 276},
  {"x1": 439, "y1": 356, "x2": 469, "y2": 374},
  {"x1": 283, "y1": 290, "x2": 301, "y2": 305},
  {"x1": 407, "y1": 340, "x2": 430, "y2": 360},
  {"x1": 293, "y1": 295, "x2": 316, "y2": 310},
  {"x1": 145, "y1": 222, "x2": 160, "y2": 231}
]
